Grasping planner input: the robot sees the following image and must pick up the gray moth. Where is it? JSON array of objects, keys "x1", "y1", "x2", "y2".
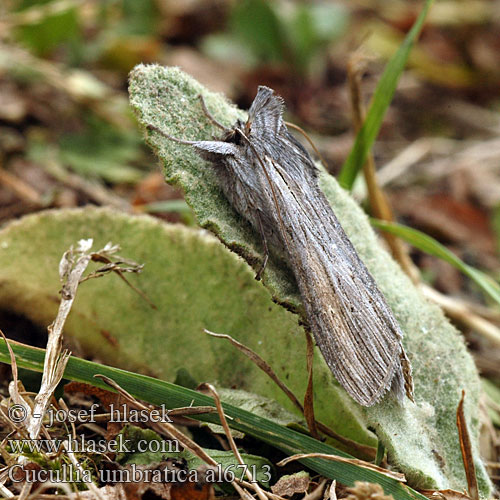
[{"x1": 149, "y1": 86, "x2": 414, "y2": 407}]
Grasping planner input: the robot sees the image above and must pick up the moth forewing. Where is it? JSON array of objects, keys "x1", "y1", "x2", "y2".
[{"x1": 258, "y1": 155, "x2": 409, "y2": 406}]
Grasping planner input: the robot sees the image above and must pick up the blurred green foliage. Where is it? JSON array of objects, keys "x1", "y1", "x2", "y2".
[
  {"x1": 119, "y1": 0, "x2": 159, "y2": 36},
  {"x1": 14, "y1": 0, "x2": 81, "y2": 57},
  {"x1": 203, "y1": 0, "x2": 349, "y2": 74},
  {"x1": 28, "y1": 118, "x2": 144, "y2": 184},
  {"x1": 6, "y1": 0, "x2": 350, "y2": 187},
  {"x1": 12, "y1": 0, "x2": 160, "y2": 64},
  {"x1": 56, "y1": 115, "x2": 144, "y2": 183}
]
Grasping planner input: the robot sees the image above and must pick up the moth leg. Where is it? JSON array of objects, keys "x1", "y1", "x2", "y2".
[
  {"x1": 254, "y1": 209, "x2": 269, "y2": 281},
  {"x1": 198, "y1": 95, "x2": 232, "y2": 133}
]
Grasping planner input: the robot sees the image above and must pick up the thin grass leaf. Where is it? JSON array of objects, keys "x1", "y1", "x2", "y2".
[
  {"x1": 338, "y1": 0, "x2": 434, "y2": 190},
  {"x1": 371, "y1": 219, "x2": 500, "y2": 306},
  {"x1": 0, "y1": 338, "x2": 427, "y2": 500}
]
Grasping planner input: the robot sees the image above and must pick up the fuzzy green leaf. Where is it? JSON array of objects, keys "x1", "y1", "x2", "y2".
[{"x1": 128, "y1": 65, "x2": 490, "y2": 496}]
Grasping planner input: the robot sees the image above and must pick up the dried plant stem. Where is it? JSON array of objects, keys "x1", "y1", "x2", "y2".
[
  {"x1": 303, "y1": 478, "x2": 327, "y2": 500},
  {"x1": 239, "y1": 479, "x2": 284, "y2": 500},
  {"x1": 169, "y1": 406, "x2": 217, "y2": 417},
  {"x1": 96, "y1": 375, "x2": 265, "y2": 500},
  {"x1": 0, "y1": 475, "x2": 14, "y2": 498},
  {"x1": 28, "y1": 241, "x2": 144, "y2": 439},
  {"x1": 18, "y1": 477, "x2": 32, "y2": 500},
  {"x1": 284, "y1": 122, "x2": 327, "y2": 167},
  {"x1": 95, "y1": 375, "x2": 218, "y2": 466},
  {"x1": 347, "y1": 55, "x2": 419, "y2": 285},
  {"x1": 329, "y1": 480, "x2": 337, "y2": 500},
  {"x1": 27, "y1": 244, "x2": 92, "y2": 439},
  {"x1": 63, "y1": 440, "x2": 104, "y2": 500},
  {"x1": 205, "y1": 330, "x2": 376, "y2": 459},
  {"x1": 277, "y1": 453, "x2": 406, "y2": 482},
  {"x1": 1, "y1": 330, "x2": 32, "y2": 431},
  {"x1": 421, "y1": 285, "x2": 500, "y2": 348},
  {"x1": 456, "y1": 391, "x2": 479, "y2": 500},
  {"x1": 0, "y1": 161, "x2": 42, "y2": 205},
  {"x1": 199, "y1": 383, "x2": 269, "y2": 500},
  {"x1": 42, "y1": 157, "x2": 131, "y2": 211},
  {"x1": 205, "y1": 329, "x2": 303, "y2": 410},
  {"x1": 232, "y1": 481, "x2": 255, "y2": 500}
]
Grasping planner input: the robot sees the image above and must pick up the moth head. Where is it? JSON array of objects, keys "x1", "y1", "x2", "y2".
[{"x1": 223, "y1": 126, "x2": 243, "y2": 146}]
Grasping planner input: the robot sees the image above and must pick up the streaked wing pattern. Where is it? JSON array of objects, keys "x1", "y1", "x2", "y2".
[{"x1": 245, "y1": 87, "x2": 412, "y2": 406}]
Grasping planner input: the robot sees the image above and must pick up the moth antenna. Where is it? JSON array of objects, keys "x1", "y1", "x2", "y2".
[
  {"x1": 235, "y1": 127, "x2": 292, "y2": 255},
  {"x1": 147, "y1": 124, "x2": 197, "y2": 145},
  {"x1": 198, "y1": 95, "x2": 232, "y2": 133},
  {"x1": 284, "y1": 121, "x2": 327, "y2": 167}
]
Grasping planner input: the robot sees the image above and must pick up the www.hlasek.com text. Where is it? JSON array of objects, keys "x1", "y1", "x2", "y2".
[{"x1": 8, "y1": 434, "x2": 180, "y2": 455}]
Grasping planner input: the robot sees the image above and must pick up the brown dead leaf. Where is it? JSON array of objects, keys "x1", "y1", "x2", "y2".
[
  {"x1": 390, "y1": 190, "x2": 497, "y2": 267},
  {"x1": 64, "y1": 381, "x2": 118, "y2": 410},
  {"x1": 271, "y1": 471, "x2": 310, "y2": 497},
  {"x1": 345, "y1": 481, "x2": 394, "y2": 500},
  {"x1": 419, "y1": 489, "x2": 472, "y2": 500},
  {"x1": 170, "y1": 479, "x2": 215, "y2": 500},
  {"x1": 131, "y1": 172, "x2": 182, "y2": 207}
]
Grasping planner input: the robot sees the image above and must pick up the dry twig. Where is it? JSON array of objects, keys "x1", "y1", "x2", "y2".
[
  {"x1": 421, "y1": 285, "x2": 500, "y2": 348},
  {"x1": 198, "y1": 383, "x2": 269, "y2": 500},
  {"x1": 347, "y1": 53, "x2": 419, "y2": 284},
  {"x1": 456, "y1": 391, "x2": 479, "y2": 500},
  {"x1": 204, "y1": 329, "x2": 376, "y2": 458},
  {"x1": 28, "y1": 240, "x2": 144, "y2": 439}
]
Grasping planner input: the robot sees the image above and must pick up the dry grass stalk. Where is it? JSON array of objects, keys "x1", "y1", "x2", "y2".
[
  {"x1": 347, "y1": 53, "x2": 419, "y2": 285},
  {"x1": 96, "y1": 375, "x2": 277, "y2": 500},
  {"x1": 198, "y1": 383, "x2": 270, "y2": 500},
  {"x1": 28, "y1": 240, "x2": 144, "y2": 439},
  {"x1": 302, "y1": 478, "x2": 327, "y2": 500},
  {"x1": 421, "y1": 285, "x2": 500, "y2": 348},
  {"x1": 204, "y1": 330, "x2": 376, "y2": 459},
  {"x1": 1, "y1": 331, "x2": 32, "y2": 437},
  {"x1": 329, "y1": 480, "x2": 337, "y2": 500},
  {"x1": 95, "y1": 375, "x2": 217, "y2": 467},
  {"x1": 63, "y1": 440, "x2": 104, "y2": 500},
  {"x1": 456, "y1": 391, "x2": 479, "y2": 500},
  {"x1": 277, "y1": 453, "x2": 406, "y2": 483}
]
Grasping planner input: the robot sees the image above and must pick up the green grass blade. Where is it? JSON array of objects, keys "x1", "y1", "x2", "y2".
[
  {"x1": 0, "y1": 339, "x2": 426, "y2": 500},
  {"x1": 338, "y1": 0, "x2": 434, "y2": 190},
  {"x1": 372, "y1": 219, "x2": 500, "y2": 306}
]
